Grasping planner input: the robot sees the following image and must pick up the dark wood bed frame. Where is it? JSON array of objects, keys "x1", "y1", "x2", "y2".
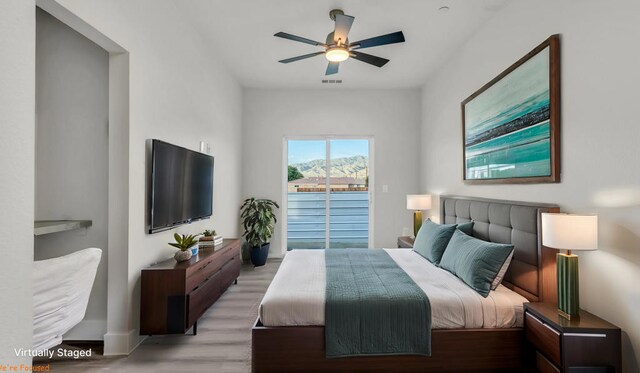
[{"x1": 252, "y1": 196, "x2": 560, "y2": 372}]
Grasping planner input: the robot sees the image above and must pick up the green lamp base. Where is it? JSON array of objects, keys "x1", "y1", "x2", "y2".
[
  {"x1": 413, "y1": 211, "x2": 423, "y2": 237},
  {"x1": 557, "y1": 252, "x2": 580, "y2": 320}
]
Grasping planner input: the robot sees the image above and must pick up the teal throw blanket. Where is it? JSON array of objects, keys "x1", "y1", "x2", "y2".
[{"x1": 325, "y1": 249, "x2": 431, "y2": 358}]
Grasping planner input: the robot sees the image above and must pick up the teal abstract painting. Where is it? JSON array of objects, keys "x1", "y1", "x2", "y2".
[{"x1": 462, "y1": 36, "x2": 560, "y2": 183}]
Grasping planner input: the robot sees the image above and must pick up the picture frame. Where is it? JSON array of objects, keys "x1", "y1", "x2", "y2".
[{"x1": 462, "y1": 35, "x2": 561, "y2": 184}]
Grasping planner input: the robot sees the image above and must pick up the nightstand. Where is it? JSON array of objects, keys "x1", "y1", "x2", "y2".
[
  {"x1": 524, "y1": 302, "x2": 621, "y2": 373},
  {"x1": 397, "y1": 236, "x2": 414, "y2": 248}
]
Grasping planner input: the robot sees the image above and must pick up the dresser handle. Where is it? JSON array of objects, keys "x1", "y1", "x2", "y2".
[
  {"x1": 564, "y1": 333, "x2": 606, "y2": 338},
  {"x1": 542, "y1": 322, "x2": 560, "y2": 335},
  {"x1": 197, "y1": 261, "x2": 213, "y2": 272},
  {"x1": 527, "y1": 312, "x2": 561, "y2": 335},
  {"x1": 527, "y1": 313, "x2": 544, "y2": 325}
]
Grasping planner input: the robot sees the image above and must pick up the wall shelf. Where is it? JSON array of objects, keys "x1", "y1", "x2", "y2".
[{"x1": 34, "y1": 220, "x2": 92, "y2": 236}]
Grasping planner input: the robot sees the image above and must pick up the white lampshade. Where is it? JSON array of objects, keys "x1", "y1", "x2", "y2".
[
  {"x1": 541, "y1": 213, "x2": 598, "y2": 251},
  {"x1": 406, "y1": 194, "x2": 432, "y2": 210}
]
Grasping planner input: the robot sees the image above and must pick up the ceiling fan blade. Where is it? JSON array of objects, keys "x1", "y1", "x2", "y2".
[
  {"x1": 333, "y1": 14, "x2": 355, "y2": 45},
  {"x1": 349, "y1": 31, "x2": 405, "y2": 50},
  {"x1": 350, "y1": 51, "x2": 389, "y2": 68},
  {"x1": 279, "y1": 51, "x2": 325, "y2": 64},
  {"x1": 326, "y1": 62, "x2": 340, "y2": 75},
  {"x1": 274, "y1": 32, "x2": 326, "y2": 47}
]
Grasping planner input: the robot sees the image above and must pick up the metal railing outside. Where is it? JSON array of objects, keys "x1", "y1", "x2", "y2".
[{"x1": 287, "y1": 191, "x2": 368, "y2": 250}]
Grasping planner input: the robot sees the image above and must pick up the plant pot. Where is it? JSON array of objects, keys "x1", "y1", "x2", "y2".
[
  {"x1": 250, "y1": 243, "x2": 270, "y2": 267},
  {"x1": 241, "y1": 241, "x2": 251, "y2": 263},
  {"x1": 174, "y1": 250, "x2": 192, "y2": 262}
]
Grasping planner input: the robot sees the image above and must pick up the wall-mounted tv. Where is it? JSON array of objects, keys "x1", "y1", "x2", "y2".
[{"x1": 149, "y1": 139, "x2": 214, "y2": 234}]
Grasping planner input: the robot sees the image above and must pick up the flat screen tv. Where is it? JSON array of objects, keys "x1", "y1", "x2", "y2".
[{"x1": 149, "y1": 139, "x2": 214, "y2": 234}]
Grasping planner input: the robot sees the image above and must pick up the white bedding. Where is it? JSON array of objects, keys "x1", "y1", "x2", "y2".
[
  {"x1": 259, "y1": 249, "x2": 528, "y2": 328},
  {"x1": 33, "y1": 248, "x2": 102, "y2": 351}
]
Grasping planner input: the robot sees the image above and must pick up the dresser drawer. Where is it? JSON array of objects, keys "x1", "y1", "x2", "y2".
[
  {"x1": 187, "y1": 256, "x2": 240, "y2": 327},
  {"x1": 536, "y1": 351, "x2": 560, "y2": 373},
  {"x1": 186, "y1": 257, "x2": 218, "y2": 292},
  {"x1": 185, "y1": 243, "x2": 239, "y2": 291},
  {"x1": 526, "y1": 312, "x2": 562, "y2": 366},
  {"x1": 187, "y1": 264, "x2": 225, "y2": 326}
]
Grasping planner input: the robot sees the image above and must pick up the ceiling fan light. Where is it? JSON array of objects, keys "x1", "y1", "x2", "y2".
[{"x1": 326, "y1": 47, "x2": 349, "y2": 62}]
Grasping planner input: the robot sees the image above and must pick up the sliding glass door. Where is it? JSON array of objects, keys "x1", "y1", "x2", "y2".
[
  {"x1": 286, "y1": 138, "x2": 371, "y2": 250},
  {"x1": 287, "y1": 140, "x2": 327, "y2": 249}
]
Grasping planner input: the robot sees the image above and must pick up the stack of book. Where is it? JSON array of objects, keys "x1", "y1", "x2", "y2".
[
  {"x1": 213, "y1": 235, "x2": 223, "y2": 246},
  {"x1": 199, "y1": 235, "x2": 223, "y2": 249},
  {"x1": 199, "y1": 237, "x2": 214, "y2": 249}
]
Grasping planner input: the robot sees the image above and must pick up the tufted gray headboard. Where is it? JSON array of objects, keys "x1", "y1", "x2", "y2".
[{"x1": 440, "y1": 195, "x2": 560, "y2": 304}]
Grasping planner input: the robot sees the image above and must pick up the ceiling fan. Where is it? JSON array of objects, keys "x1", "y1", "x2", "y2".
[{"x1": 274, "y1": 9, "x2": 405, "y2": 75}]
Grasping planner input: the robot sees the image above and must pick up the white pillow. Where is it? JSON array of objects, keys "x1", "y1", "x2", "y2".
[{"x1": 490, "y1": 251, "x2": 513, "y2": 290}]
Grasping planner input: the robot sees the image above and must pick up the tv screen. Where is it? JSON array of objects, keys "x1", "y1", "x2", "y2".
[{"x1": 149, "y1": 139, "x2": 214, "y2": 233}]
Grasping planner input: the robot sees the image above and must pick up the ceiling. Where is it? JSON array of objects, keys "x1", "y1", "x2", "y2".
[{"x1": 177, "y1": 0, "x2": 509, "y2": 88}]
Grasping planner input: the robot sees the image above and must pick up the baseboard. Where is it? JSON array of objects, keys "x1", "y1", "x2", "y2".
[
  {"x1": 62, "y1": 319, "x2": 107, "y2": 341},
  {"x1": 103, "y1": 329, "x2": 146, "y2": 356},
  {"x1": 129, "y1": 330, "x2": 146, "y2": 353}
]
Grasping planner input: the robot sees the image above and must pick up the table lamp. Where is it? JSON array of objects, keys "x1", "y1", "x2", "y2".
[
  {"x1": 541, "y1": 213, "x2": 598, "y2": 320},
  {"x1": 406, "y1": 194, "x2": 432, "y2": 237}
]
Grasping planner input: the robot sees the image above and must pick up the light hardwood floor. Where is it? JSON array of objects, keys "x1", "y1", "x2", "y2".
[{"x1": 47, "y1": 259, "x2": 281, "y2": 373}]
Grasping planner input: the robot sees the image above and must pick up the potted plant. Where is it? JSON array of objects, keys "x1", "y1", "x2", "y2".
[
  {"x1": 199, "y1": 229, "x2": 219, "y2": 249},
  {"x1": 240, "y1": 198, "x2": 279, "y2": 267},
  {"x1": 169, "y1": 233, "x2": 199, "y2": 262},
  {"x1": 201, "y1": 229, "x2": 215, "y2": 239}
]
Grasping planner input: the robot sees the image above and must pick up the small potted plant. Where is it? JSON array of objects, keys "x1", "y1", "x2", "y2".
[
  {"x1": 199, "y1": 229, "x2": 218, "y2": 249},
  {"x1": 169, "y1": 233, "x2": 199, "y2": 262},
  {"x1": 240, "y1": 198, "x2": 279, "y2": 267},
  {"x1": 201, "y1": 229, "x2": 216, "y2": 241}
]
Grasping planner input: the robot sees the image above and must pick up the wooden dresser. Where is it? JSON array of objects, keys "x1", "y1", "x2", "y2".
[
  {"x1": 524, "y1": 302, "x2": 622, "y2": 373},
  {"x1": 140, "y1": 238, "x2": 241, "y2": 335}
]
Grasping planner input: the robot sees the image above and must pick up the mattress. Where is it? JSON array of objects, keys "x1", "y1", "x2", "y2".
[{"x1": 259, "y1": 249, "x2": 528, "y2": 329}]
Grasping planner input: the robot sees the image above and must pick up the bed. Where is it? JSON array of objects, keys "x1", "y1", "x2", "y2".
[{"x1": 252, "y1": 195, "x2": 560, "y2": 372}]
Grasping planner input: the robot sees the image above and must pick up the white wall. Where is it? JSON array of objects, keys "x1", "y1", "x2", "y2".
[
  {"x1": 53, "y1": 0, "x2": 243, "y2": 354},
  {"x1": 35, "y1": 8, "x2": 109, "y2": 340},
  {"x1": 243, "y1": 89, "x2": 421, "y2": 254},
  {"x1": 420, "y1": 0, "x2": 640, "y2": 371},
  {"x1": 0, "y1": 0, "x2": 35, "y2": 366}
]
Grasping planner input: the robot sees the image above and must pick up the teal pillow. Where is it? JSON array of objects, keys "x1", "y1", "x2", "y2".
[
  {"x1": 439, "y1": 230, "x2": 514, "y2": 297},
  {"x1": 457, "y1": 221, "x2": 474, "y2": 236},
  {"x1": 412, "y1": 220, "x2": 457, "y2": 265}
]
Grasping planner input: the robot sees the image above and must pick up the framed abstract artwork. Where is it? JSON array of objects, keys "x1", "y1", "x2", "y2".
[{"x1": 462, "y1": 35, "x2": 561, "y2": 184}]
